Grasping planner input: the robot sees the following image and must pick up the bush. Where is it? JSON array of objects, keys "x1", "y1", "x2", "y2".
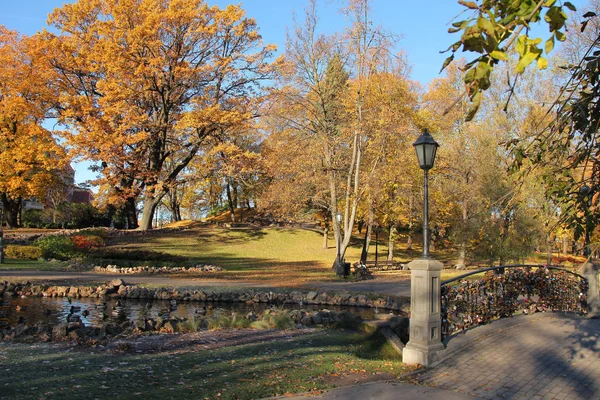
[
  {"x1": 4, "y1": 245, "x2": 43, "y2": 260},
  {"x1": 34, "y1": 235, "x2": 75, "y2": 260},
  {"x1": 76, "y1": 228, "x2": 109, "y2": 239},
  {"x1": 88, "y1": 249, "x2": 186, "y2": 263},
  {"x1": 71, "y1": 235, "x2": 105, "y2": 249}
]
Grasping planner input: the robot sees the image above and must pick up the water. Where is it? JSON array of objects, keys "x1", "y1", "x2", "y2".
[{"x1": 1, "y1": 297, "x2": 387, "y2": 328}]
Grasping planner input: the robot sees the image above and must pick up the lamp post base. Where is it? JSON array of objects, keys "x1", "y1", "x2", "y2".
[
  {"x1": 582, "y1": 262, "x2": 599, "y2": 318},
  {"x1": 403, "y1": 258, "x2": 445, "y2": 367}
]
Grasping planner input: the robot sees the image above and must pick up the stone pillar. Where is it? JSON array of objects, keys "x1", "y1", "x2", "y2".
[
  {"x1": 402, "y1": 258, "x2": 445, "y2": 366},
  {"x1": 582, "y1": 262, "x2": 599, "y2": 318}
]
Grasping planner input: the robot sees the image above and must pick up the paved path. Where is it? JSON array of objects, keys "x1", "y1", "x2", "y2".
[
  {"x1": 0, "y1": 270, "x2": 412, "y2": 296},
  {"x1": 414, "y1": 313, "x2": 600, "y2": 400},
  {"x1": 283, "y1": 314, "x2": 599, "y2": 400},
  {"x1": 281, "y1": 381, "x2": 477, "y2": 399}
]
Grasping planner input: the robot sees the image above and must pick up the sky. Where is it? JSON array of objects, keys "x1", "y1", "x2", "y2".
[{"x1": 0, "y1": 0, "x2": 587, "y2": 186}]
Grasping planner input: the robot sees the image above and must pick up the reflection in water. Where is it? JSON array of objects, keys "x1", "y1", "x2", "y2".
[{"x1": 3, "y1": 297, "x2": 385, "y2": 328}]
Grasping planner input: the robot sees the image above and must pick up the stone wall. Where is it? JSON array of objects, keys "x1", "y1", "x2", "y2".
[{"x1": 0, "y1": 280, "x2": 410, "y2": 312}]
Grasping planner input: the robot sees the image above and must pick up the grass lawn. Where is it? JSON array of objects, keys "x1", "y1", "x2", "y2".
[
  {"x1": 0, "y1": 328, "x2": 414, "y2": 400},
  {"x1": 0, "y1": 259, "x2": 66, "y2": 271},
  {"x1": 103, "y1": 224, "x2": 458, "y2": 285}
]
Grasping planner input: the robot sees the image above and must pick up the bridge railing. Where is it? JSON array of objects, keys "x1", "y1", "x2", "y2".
[{"x1": 441, "y1": 264, "x2": 589, "y2": 339}]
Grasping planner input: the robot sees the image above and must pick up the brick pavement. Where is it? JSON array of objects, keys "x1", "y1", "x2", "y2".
[{"x1": 415, "y1": 314, "x2": 600, "y2": 400}]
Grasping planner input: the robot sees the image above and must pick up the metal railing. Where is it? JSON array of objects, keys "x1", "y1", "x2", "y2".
[{"x1": 441, "y1": 265, "x2": 589, "y2": 338}]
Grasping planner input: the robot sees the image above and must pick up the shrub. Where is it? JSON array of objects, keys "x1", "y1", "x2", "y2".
[
  {"x1": 251, "y1": 311, "x2": 294, "y2": 330},
  {"x1": 71, "y1": 235, "x2": 105, "y2": 249},
  {"x1": 4, "y1": 245, "x2": 43, "y2": 260},
  {"x1": 77, "y1": 228, "x2": 109, "y2": 239},
  {"x1": 207, "y1": 312, "x2": 251, "y2": 330},
  {"x1": 88, "y1": 248, "x2": 186, "y2": 263},
  {"x1": 34, "y1": 235, "x2": 75, "y2": 260}
]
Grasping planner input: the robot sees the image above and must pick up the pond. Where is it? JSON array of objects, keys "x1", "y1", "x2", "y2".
[{"x1": 1, "y1": 296, "x2": 391, "y2": 329}]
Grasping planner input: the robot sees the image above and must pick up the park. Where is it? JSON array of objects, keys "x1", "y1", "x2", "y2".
[{"x1": 1, "y1": 0, "x2": 600, "y2": 399}]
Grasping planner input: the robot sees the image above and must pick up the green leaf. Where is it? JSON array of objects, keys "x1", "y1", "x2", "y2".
[
  {"x1": 466, "y1": 91, "x2": 482, "y2": 121},
  {"x1": 440, "y1": 54, "x2": 454, "y2": 73},
  {"x1": 464, "y1": 67, "x2": 476, "y2": 83},
  {"x1": 544, "y1": 0, "x2": 556, "y2": 6},
  {"x1": 537, "y1": 56, "x2": 549, "y2": 69},
  {"x1": 564, "y1": 2, "x2": 576, "y2": 11},
  {"x1": 490, "y1": 50, "x2": 508, "y2": 60},
  {"x1": 545, "y1": 36, "x2": 555, "y2": 53},
  {"x1": 474, "y1": 61, "x2": 491, "y2": 80},
  {"x1": 583, "y1": 11, "x2": 597, "y2": 18},
  {"x1": 516, "y1": 35, "x2": 527, "y2": 55},
  {"x1": 515, "y1": 49, "x2": 541, "y2": 73},
  {"x1": 545, "y1": 7, "x2": 567, "y2": 31},
  {"x1": 477, "y1": 17, "x2": 495, "y2": 36},
  {"x1": 555, "y1": 31, "x2": 566, "y2": 41}
]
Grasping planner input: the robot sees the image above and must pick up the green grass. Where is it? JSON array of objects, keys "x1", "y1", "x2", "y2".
[
  {"x1": 0, "y1": 329, "x2": 413, "y2": 400},
  {"x1": 102, "y1": 225, "x2": 458, "y2": 285},
  {"x1": 0, "y1": 258, "x2": 66, "y2": 270}
]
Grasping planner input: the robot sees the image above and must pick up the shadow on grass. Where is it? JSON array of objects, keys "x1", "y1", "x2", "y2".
[{"x1": 0, "y1": 329, "x2": 409, "y2": 400}]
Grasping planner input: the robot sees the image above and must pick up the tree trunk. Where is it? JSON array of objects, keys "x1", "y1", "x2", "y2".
[
  {"x1": 125, "y1": 197, "x2": 139, "y2": 229},
  {"x1": 139, "y1": 193, "x2": 165, "y2": 231},
  {"x1": 457, "y1": 200, "x2": 468, "y2": 269},
  {"x1": 360, "y1": 206, "x2": 374, "y2": 263},
  {"x1": 226, "y1": 181, "x2": 237, "y2": 223},
  {"x1": 387, "y1": 223, "x2": 396, "y2": 262},
  {"x1": 232, "y1": 181, "x2": 238, "y2": 209},
  {"x1": 169, "y1": 190, "x2": 181, "y2": 222},
  {"x1": 357, "y1": 218, "x2": 364, "y2": 234},
  {"x1": 407, "y1": 193, "x2": 414, "y2": 250},
  {"x1": 323, "y1": 227, "x2": 328, "y2": 249},
  {"x1": 1, "y1": 194, "x2": 21, "y2": 228},
  {"x1": 562, "y1": 236, "x2": 568, "y2": 256},
  {"x1": 546, "y1": 233, "x2": 553, "y2": 265},
  {"x1": 457, "y1": 244, "x2": 466, "y2": 269}
]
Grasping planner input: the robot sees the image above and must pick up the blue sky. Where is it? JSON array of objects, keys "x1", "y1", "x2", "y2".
[{"x1": 0, "y1": 0, "x2": 586, "y2": 185}]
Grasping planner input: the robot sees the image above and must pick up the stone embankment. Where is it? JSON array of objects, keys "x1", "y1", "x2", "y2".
[
  {"x1": 92, "y1": 264, "x2": 223, "y2": 274},
  {"x1": 0, "y1": 279, "x2": 410, "y2": 344},
  {"x1": 0, "y1": 279, "x2": 409, "y2": 311}
]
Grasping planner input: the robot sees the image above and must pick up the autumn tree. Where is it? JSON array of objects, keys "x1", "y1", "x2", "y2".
[
  {"x1": 445, "y1": 0, "x2": 598, "y2": 245},
  {"x1": 0, "y1": 27, "x2": 69, "y2": 228},
  {"x1": 43, "y1": 0, "x2": 275, "y2": 230}
]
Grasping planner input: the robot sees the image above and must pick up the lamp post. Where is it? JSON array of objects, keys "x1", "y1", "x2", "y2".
[
  {"x1": 403, "y1": 129, "x2": 444, "y2": 367},
  {"x1": 413, "y1": 129, "x2": 439, "y2": 258},
  {"x1": 336, "y1": 212, "x2": 343, "y2": 275},
  {"x1": 580, "y1": 184, "x2": 592, "y2": 258}
]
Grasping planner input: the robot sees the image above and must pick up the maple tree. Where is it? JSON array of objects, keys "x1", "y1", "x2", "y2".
[
  {"x1": 0, "y1": 27, "x2": 69, "y2": 228},
  {"x1": 43, "y1": 0, "x2": 275, "y2": 230}
]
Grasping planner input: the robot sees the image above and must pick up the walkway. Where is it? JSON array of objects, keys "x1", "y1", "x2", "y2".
[
  {"x1": 284, "y1": 313, "x2": 599, "y2": 400},
  {"x1": 0, "y1": 270, "x2": 412, "y2": 296},
  {"x1": 415, "y1": 313, "x2": 600, "y2": 400}
]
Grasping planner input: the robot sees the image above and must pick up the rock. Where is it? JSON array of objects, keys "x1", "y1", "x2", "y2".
[
  {"x1": 306, "y1": 291, "x2": 318, "y2": 301},
  {"x1": 357, "y1": 295, "x2": 368, "y2": 306},
  {"x1": 52, "y1": 323, "x2": 69, "y2": 338},
  {"x1": 108, "y1": 279, "x2": 125, "y2": 288}
]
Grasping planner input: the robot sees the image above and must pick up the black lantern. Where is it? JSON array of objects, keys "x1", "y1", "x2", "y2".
[
  {"x1": 413, "y1": 129, "x2": 439, "y2": 170},
  {"x1": 413, "y1": 129, "x2": 439, "y2": 258}
]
